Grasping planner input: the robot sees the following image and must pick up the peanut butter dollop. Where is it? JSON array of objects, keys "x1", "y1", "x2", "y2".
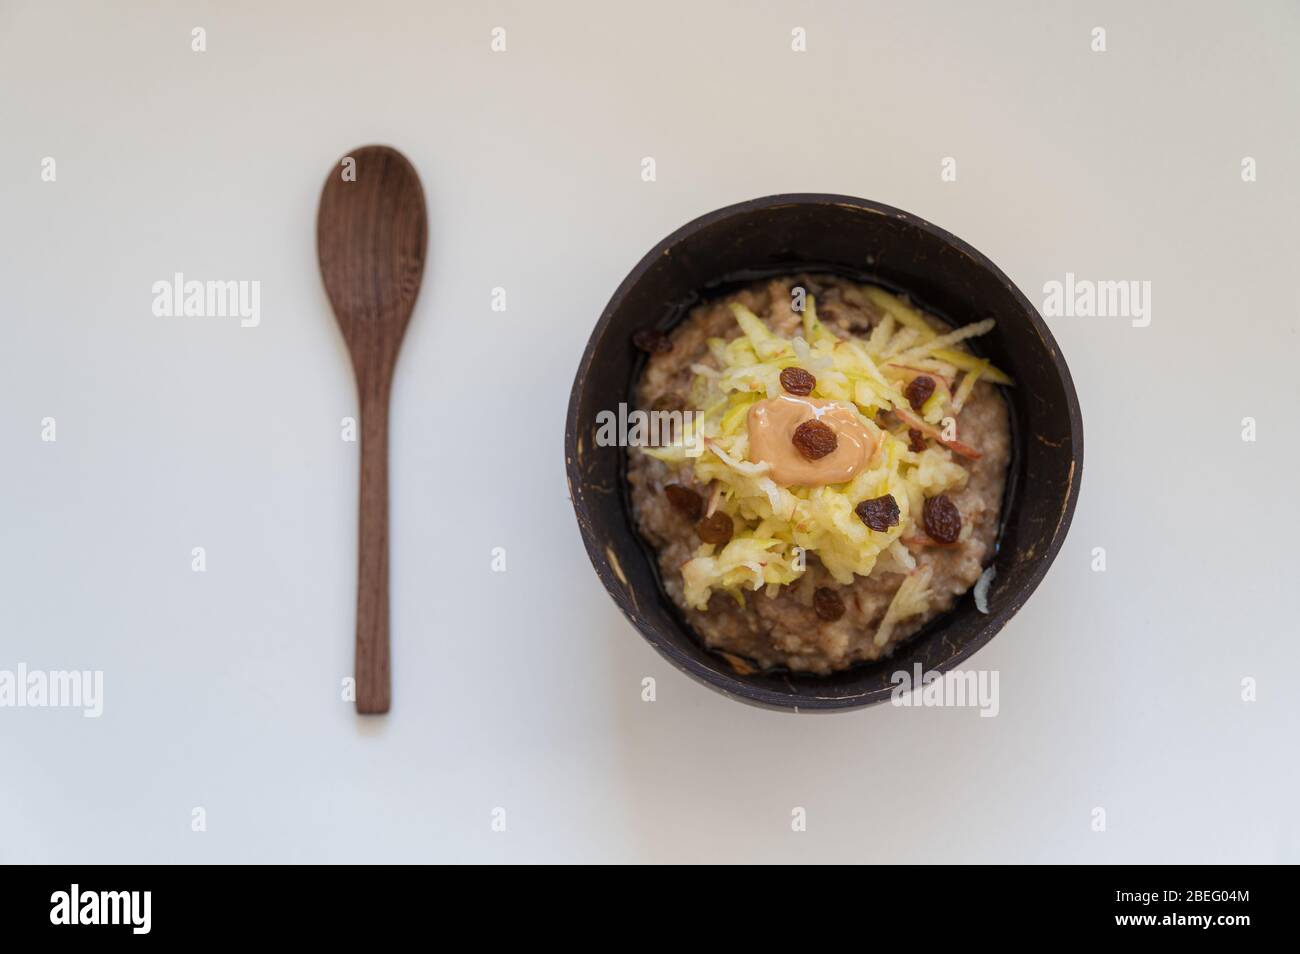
[{"x1": 747, "y1": 395, "x2": 876, "y2": 486}]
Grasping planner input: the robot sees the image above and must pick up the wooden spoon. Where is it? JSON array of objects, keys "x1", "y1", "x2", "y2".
[{"x1": 317, "y1": 145, "x2": 428, "y2": 714}]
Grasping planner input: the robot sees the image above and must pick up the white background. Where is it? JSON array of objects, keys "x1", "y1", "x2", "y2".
[{"x1": 2, "y1": 1, "x2": 1297, "y2": 863}]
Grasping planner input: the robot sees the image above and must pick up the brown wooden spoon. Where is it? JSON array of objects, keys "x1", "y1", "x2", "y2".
[{"x1": 317, "y1": 145, "x2": 427, "y2": 714}]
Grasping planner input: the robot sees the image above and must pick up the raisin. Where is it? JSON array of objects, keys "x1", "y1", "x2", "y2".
[
  {"x1": 651, "y1": 393, "x2": 686, "y2": 413},
  {"x1": 819, "y1": 301, "x2": 844, "y2": 325},
  {"x1": 695, "y1": 511, "x2": 734, "y2": 545},
  {"x1": 855, "y1": 494, "x2": 901, "y2": 532},
  {"x1": 779, "y1": 366, "x2": 816, "y2": 396},
  {"x1": 813, "y1": 586, "x2": 846, "y2": 622},
  {"x1": 648, "y1": 395, "x2": 686, "y2": 446},
  {"x1": 791, "y1": 419, "x2": 837, "y2": 460},
  {"x1": 632, "y1": 329, "x2": 672, "y2": 354},
  {"x1": 923, "y1": 494, "x2": 962, "y2": 544},
  {"x1": 905, "y1": 375, "x2": 936, "y2": 411},
  {"x1": 908, "y1": 428, "x2": 927, "y2": 453},
  {"x1": 664, "y1": 484, "x2": 702, "y2": 520}
]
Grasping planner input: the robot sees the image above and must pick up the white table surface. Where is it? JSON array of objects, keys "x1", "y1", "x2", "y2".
[{"x1": 2, "y1": 0, "x2": 1297, "y2": 864}]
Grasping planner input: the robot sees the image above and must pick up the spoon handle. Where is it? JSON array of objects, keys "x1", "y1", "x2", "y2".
[{"x1": 355, "y1": 385, "x2": 392, "y2": 714}]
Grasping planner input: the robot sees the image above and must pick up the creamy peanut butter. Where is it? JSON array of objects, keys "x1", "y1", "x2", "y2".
[{"x1": 747, "y1": 395, "x2": 876, "y2": 486}]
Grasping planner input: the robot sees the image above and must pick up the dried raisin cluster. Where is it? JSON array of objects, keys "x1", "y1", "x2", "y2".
[
  {"x1": 813, "y1": 587, "x2": 846, "y2": 621},
  {"x1": 695, "y1": 511, "x2": 734, "y2": 545},
  {"x1": 791, "y1": 419, "x2": 837, "y2": 460},
  {"x1": 632, "y1": 330, "x2": 672, "y2": 354},
  {"x1": 664, "y1": 484, "x2": 702, "y2": 520},
  {"x1": 855, "y1": 494, "x2": 900, "y2": 531},
  {"x1": 779, "y1": 367, "x2": 816, "y2": 396},
  {"x1": 922, "y1": 494, "x2": 962, "y2": 544},
  {"x1": 905, "y1": 375, "x2": 936, "y2": 411}
]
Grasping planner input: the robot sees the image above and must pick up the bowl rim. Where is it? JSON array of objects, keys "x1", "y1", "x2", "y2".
[{"x1": 565, "y1": 192, "x2": 1083, "y2": 711}]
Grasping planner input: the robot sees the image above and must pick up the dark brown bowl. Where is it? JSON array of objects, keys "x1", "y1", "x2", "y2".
[{"x1": 565, "y1": 194, "x2": 1082, "y2": 711}]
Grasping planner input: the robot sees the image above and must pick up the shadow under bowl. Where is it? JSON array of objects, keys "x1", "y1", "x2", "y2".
[{"x1": 565, "y1": 193, "x2": 1082, "y2": 711}]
